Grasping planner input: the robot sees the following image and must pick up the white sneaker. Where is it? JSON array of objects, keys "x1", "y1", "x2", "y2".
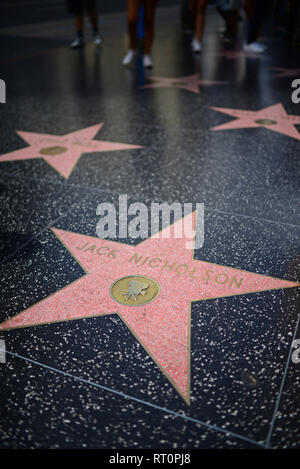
[
  {"x1": 191, "y1": 38, "x2": 202, "y2": 53},
  {"x1": 70, "y1": 36, "x2": 84, "y2": 49},
  {"x1": 243, "y1": 42, "x2": 265, "y2": 53},
  {"x1": 258, "y1": 42, "x2": 267, "y2": 51},
  {"x1": 122, "y1": 49, "x2": 137, "y2": 65},
  {"x1": 94, "y1": 34, "x2": 103, "y2": 46},
  {"x1": 143, "y1": 54, "x2": 153, "y2": 68}
]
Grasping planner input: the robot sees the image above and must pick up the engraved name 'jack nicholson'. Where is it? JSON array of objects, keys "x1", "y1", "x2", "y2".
[{"x1": 110, "y1": 275, "x2": 160, "y2": 306}]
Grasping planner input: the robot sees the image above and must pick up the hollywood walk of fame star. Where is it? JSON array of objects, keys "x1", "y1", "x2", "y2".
[
  {"x1": 260, "y1": 36, "x2": 281, "y2": 43},
  {"x1": 210, "y1": 103, "x2": 300, "y2": 141},
  {"x1": 141, "y1": 74, "x2": 228, "y2": 94},
  {"x1": 0, "y1": 124, "x2": 143, "y2": 179},
  {"x1": 269, "y1": 67, "x2": 300, "y2": 78},
  {"x1": 218, "y1": 50, "x2": 263, "y2": 60},
  {"x1": 0, "y1": 212, "x2": 298, "y2": 404}
]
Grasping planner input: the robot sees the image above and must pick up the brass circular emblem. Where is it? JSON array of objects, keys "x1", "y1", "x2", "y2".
[
  {"x1": 110, "y1": 275, "x2": 160, "y2": 307},
  {"x1": 254, "y1": 119, "x2": 277, "y2": 126},
  {"x1": 40, "y1": 146, "x2": 68, "y2": 156}
]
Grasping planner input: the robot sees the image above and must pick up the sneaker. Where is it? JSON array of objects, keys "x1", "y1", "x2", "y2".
[
  {"x1": 94, "y1": 34, "x2": 103, "y2": 46},
  {"x1": 191, "y1": 37, "x2": 202, "y2": 53},
  {"x1": 258, "y1": 42, "x2": 267, "y2": 51},
  {"x1": 70, "y1": 36, "x2": 84, "y2": 49},
  {"x1": 243, "y1": 41, "x2": 265, "y2": 53},
  {"x1": 143, "y1": 54, "x2": 153, "y2": 68},
  {"x1": 122, "y1": 49, "x2": 137, "y2": 66}
]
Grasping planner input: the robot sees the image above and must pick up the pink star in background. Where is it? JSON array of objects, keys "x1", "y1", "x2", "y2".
[
  {"x1": 260, "y1": 36, "x2": 281, "y2": 43},
  {"x1": 211, "y1": 103, "x2": 300, "y2": 141},
  {"x1": 0, "y1": 212, "x2": 298, "y2": 403},
  {"x1": 218, "y1": 50, "x2": 262, "y2": 60},
  {"x1": 0, "y1": 124, "x2": 143, "y2": 179},
  {"x1": 141, "y1": 74, "x2": 228, "y2": 94},
  {"x1": 269, "y1": 67, "x2": 300, "y2": 78}
]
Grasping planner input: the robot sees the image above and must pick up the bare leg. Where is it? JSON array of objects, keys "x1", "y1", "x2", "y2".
[
  {"x1": 74, "y1": 13, "x2": 83, "y2": 34},
  {"x1": 190, "y1": 0, "x2": 208, "y2": 42},
  {"x1": 127, "y1": 0, "x2": 142, "y2": 50},
  {"x1": 87, "y1": 8, "x2": 99, "y2": 33},
  {"x1": 144, "y1": 0, "x2": 158, "y2": 55},
  {"x1": 244, "y1": 0, "x2": 255, "y2": 20}
]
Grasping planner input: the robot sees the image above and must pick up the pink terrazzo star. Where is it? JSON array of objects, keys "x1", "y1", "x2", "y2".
[
  {"x1": 211, "y1": 103, "x2": 300, "y2": 141},
  {"x1": 218, "y1": 50, "x2": 263, "y2": 60},
  {"x1": 269, "y1": 67, "x2": 300, "y2": 78},
  {"x1": 0, "y1": 124, "x2": 142, "y2": 179},
  {"x1": 260, "y1": 36, "x2": 281, "y2": 43},
  {"x1": 0, "y1": 212, "x2": 298, "y2": 404},
  {"x1": 141, "y1": 74, "x2": 228, "y2": 94}
]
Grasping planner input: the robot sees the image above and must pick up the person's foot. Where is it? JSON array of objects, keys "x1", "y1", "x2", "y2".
[
  {"x1": 70, "y1": 36, "x2": 84, "y2": 49},
  {"x1": 243, "y1": 41, "x2": 265, "y2": 53},
  {"x1": 191, "y1": 37, "x2": 202, "y2": 53},
  {"x1": 143, "y1": 54, "x2": 153, "y2": 68},
  {"x1": 122, "y1": 49, "x2": 137, "y2": 65},
  {"x1": 257, "y1": 42, "x2": 267, "y2": 51},
  {"x1": 94, "y1": 34, "x2": 103, "y2": 46}
]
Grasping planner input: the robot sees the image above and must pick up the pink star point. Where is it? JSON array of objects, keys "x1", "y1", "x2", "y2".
[
  {"x1": 211, "y1": 102, "x2": 300, "y2": 141},
  {"x1": 0, "y1": 212, "x2": 298, "y2": 403},
  {"x1": 218, "y1": 50, "x2": 263, "y2": 60},
  {"x1": 0, "y1": 124, "x2": 143, "y2": 178},
  {"x1": 141, "y1": 74, "x2": 228, "y2": 94},
  {"x1": 270, "y1": 67, "x2": 300, "y2": 78}
]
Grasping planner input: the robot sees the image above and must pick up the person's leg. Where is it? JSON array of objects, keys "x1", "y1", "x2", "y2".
[
  {"x1": 293, "y1": 0, "x2": 300, "y2": 44},
  {"x1": 194, "y1": 0, "x2": 208, "y2": 42},
  {"x1": 70, "y1": 0, "x2": 85, "y2": 48},
  {"x1": 247, "y1": 0, "x2": 271, "y2": 44},
  {"x1": 217, "y1": 0, "x2": 240, "y2": 38},
  {"x1": 244, "y1": 0, "x2": 271, "y2": 52},
  {"x1": 74, "y1": 13, "x2": 84, "y2": 35},
  {"x1": 190, "y1": 0, "x2": 208, "y2": 51},
  {"x1": 86, "y1": 0, "x2": 102, "y2": 44},
  {"x1": 144, "y1": 0, "x2": 158, "y2": 55},
  {"x1": 123, "y1": 0, "x2": 142, "y2": 65},
  {"x1": 127, "y1": 0, "x2": 142, "y2": 50},
  {"x1": 86, "y1": 0, "x2": 98, "y2": 33},
  {"x1": 217, "y1": 7, "x2": 237, "y2": 37},
  {"x1": 244, "y1": 0, "x2": 255, "y2": 21}
]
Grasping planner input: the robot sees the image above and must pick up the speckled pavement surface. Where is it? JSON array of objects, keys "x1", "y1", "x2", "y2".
[{"x1": 0, "y1": 4, "x2": 299, "y2": 449}]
